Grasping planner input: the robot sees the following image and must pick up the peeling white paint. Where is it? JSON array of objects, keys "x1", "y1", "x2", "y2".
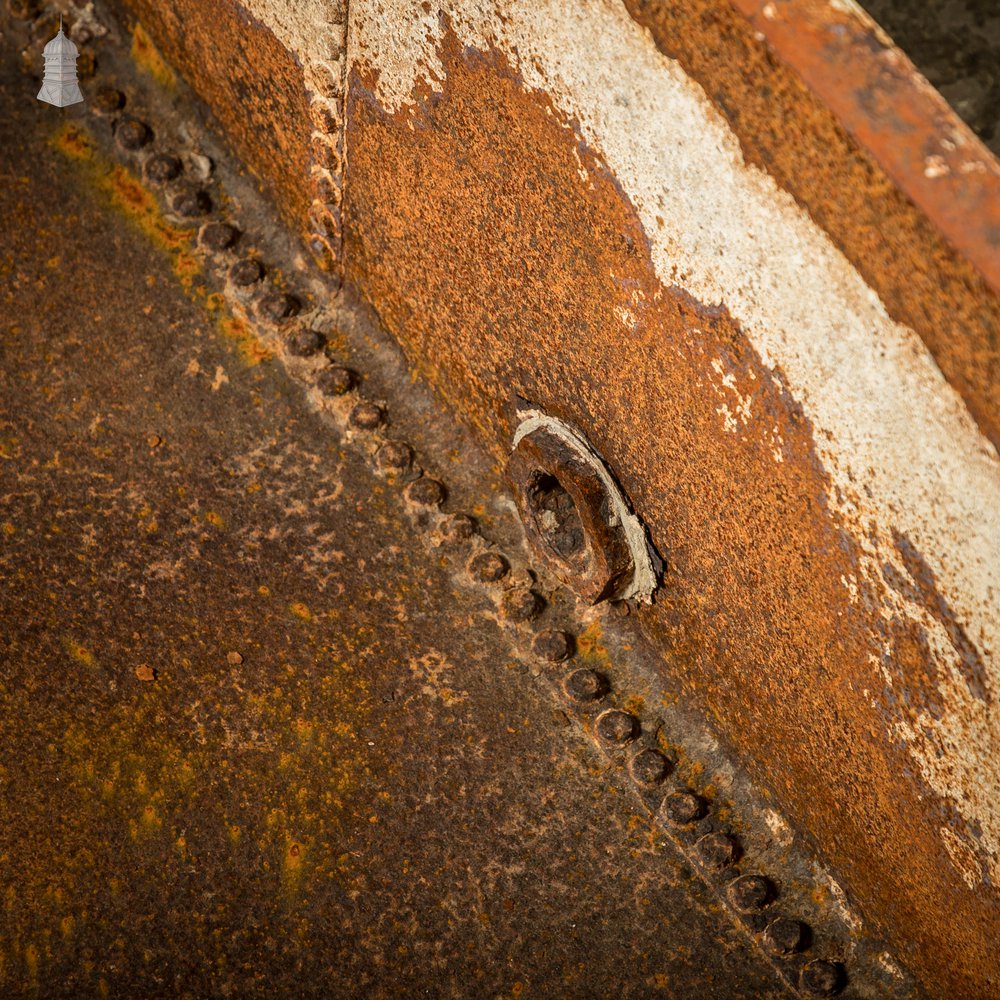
[
  {"x1": 817, "y1": 869, "x2": 864, "y2": 935},
  {"x1": 940, "y1": 827, "x2": 985, "y2": 890},
  {"x1": 239, "y1": 0, "x2": 344, "y2": 94},
  {"x1": 339, "y1": 0, "x2": 1000, "y2": 874},
  {"x1": 763, "y1": 808, "x2": 794, "y2": 847}
]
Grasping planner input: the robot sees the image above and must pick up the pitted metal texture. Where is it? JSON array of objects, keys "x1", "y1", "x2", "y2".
[{"x1": 0, "y1": 4, "x2": 922, "y2": 998}]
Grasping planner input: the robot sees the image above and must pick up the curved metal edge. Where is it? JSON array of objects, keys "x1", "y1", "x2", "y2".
[{"x1": 729, "y1": 0, "x2": 1000, "y2": 297}]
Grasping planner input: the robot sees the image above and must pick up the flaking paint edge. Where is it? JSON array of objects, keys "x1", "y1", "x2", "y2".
[{"x1": 342, "y1": 0, "x2": 1000, "y2": 881}]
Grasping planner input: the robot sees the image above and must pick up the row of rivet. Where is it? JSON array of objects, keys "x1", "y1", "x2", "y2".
[
  {"x1": 76, "y1": 57, "x2": 851, "y2": 1000},
  {"x1": 525, "y1": 629, "x2": 848, "y2": 998}
]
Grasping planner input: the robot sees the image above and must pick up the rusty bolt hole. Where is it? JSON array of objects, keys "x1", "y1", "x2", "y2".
[
  {"x1": 506, "y1": 409, "x2": 659, "y2": 605},
  {"x1": 526, "y1": 470, "x2": 588, "y2": 568}
]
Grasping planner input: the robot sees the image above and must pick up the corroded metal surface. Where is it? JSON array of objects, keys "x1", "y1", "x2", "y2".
[
  {"x1": 112, "y1": 0, "x2": 1000, "y2": 453},
  {"x1": 0, "y1": 16, "x2": 915, "y2": 997},
  {"x1": 338, "y1": 5, "x2": 1000, "y2": 998},
  {"x1": 859, "y1": 0, "x2": 1000, "y2": 156},
  {"x1": 0, "y1": 39, "x2": 795, "y2": 999},
  {"x1": 5, "y1": 1, "x2": 999, "y2": 998},
  {"x1": 729, "y1": 0, "x2": 1000, "y2": 296},
  {"x1": 114, "y1": 0, "x2": 348, "y2": 274},
  {"x1": 623, "y1": 0, "x2": 1000, "y2": 464}
]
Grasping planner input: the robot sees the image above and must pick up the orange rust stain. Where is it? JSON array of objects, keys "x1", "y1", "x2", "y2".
[
  {"x1": 52, "y1": 123, "x2": 272, "y2": 368},
  {"x1": 51, "y1": 123, "x2": 95, "y2": 161},
  {"x1": 52, "y1": 124, "x2": 194, "y2": 270},
  {"x1": 282, "y1": 838, "x2": 305, "y2": 900},
  {"x1": 216, "y1": 314, "x2": 272, "y2": 365},
  {"x1": 344, "y1": 31, "x2": 995, "y2": 996},
  {"x1": 64, "y1": 639, "x2": 96, "y2": 669},
  {"x1": 130, "y1": 22, "x2": 176, "y2": 90}
]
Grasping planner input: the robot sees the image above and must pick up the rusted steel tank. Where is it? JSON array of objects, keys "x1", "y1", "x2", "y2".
[{"x1": 112, "y1": 1, "x2": 1000, "y2": 996}]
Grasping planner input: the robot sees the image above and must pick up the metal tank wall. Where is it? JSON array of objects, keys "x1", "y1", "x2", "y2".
[{"x1": 116, "y1": 1, "x2": 1000, "y2": 995}]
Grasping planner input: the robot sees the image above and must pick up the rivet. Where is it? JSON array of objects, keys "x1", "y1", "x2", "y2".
[
  {"x1": 287, "y1": 328, "x2": 325, "y2": 358},
  {"x1": 230, "y1": 258, "x2": 265, "y2": 286},
  {"x1": 376, "y1": 440, "x2": 414, "y2": 473},
  {"x1": 199, "y1": 221, "x2": 239, "y2": 251},
  {"x1": 316, "y1": 366, "x2": 355, "y2": 396},
  {"x1": 661, "y1": 790, "x2": 706, "y2": 826},
  {"x1": 172, "y1": 190, "x2": 212, "y2": 218},
  {"x1": 764, "y1": 917, "x2": 807, "y2": 956},
  {"x1": 439, "y1": 513, "x2": 477, "y2": 543},
  {"x1": 696, "y1": 831, "x2": 740, "y2": 868},
  {"x1": 258, "y1": 292, "x2": 300, "y2": 322},
  {"x1": 727, "y1": 874, "x2": 774, "y2": 912},
  {"x1": 312, "y1": 170, "x2": 340, "y2": 205},
  {"x1": 309, "y1": 202, "x2": 340, "y2": 238},
  {"x1": 563, "y1": 668, "x2": 609, "y2": 704},
  {"x1": 405, "y1": 477, "x2": 446, "y2": 508},
  {"x1": 695, "y1": 833, "x2": 740, "y2": 868},
  {"x1": 310, "y1": 135, "x2": 342, "y2": 174},
  {"x1": 349, "y1": 401, "x2": 385, "y2": 432},
  {"x1": 800, "y1": 960, "x2": 845, "y2": 996},
  {"x1": 595, "y1": 708, "x2": 639, "y2": 744},
  {"x1": 144, "y1": 152, "x2": 183, "y2": 183},
  {"x1": 467, "y1": 551, "x2": 509, "y2": 583},
  {"x1": 92, "y1": 85, "x2": 125, "y2": 115},
  {"x1": 311, "y1": 102, "x2": 341, "y2": 134},
  {"x1": 629, "y1": 747, "x2": 671, "y2": 785},
  {"x1": 116, "y1": 116, "x2": 151, "y2": 150},
  {"x1": 500, "y1": 587, "x2": 542, "y2": 623},
  {"x1": 308, "y1": 233, "x2": 337, "y2": 271},
  {"x1": 531, "y1": 629, "x2": 573, "y2": 663}
]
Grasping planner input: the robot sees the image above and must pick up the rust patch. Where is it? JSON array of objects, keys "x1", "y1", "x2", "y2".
[
  {"x1": 624, "y1": 0, "x2": 1000, "y2": 454},
  {"x1": 130, "y1": 21, "x2": 176, "y2": 90},
  {"x1": 52, "y1": 121, "x2": 271, "y2": 366},
  {"x1": 344, "y1": 31, "x2": 997, "y2": 997},
  {"x1": 51, "y1": 123, "x2": 195, "y2": 267},
  {"x1": 119, "y1": 3, "x2": 313, "y2": 228}
]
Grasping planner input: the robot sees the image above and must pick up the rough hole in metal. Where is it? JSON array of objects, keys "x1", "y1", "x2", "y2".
[
  {"x1": 526, "y1": 470, "x2": 587, "y2": 566},
  {"x1": 507, "y1": 403, "x2": 661, "y2": 604}
]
